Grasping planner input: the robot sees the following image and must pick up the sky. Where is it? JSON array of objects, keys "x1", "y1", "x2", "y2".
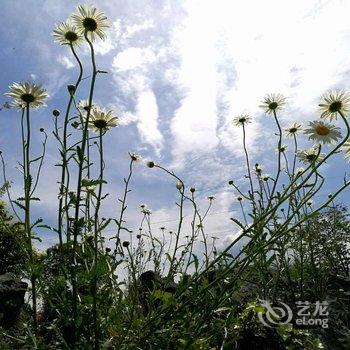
[{"x1": 0, "y1": 0, "x2": 350, "y2": 252}]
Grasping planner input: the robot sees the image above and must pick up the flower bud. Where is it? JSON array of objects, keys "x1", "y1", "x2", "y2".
[
  {"x1": 52, "y1": 109, "x2": 60, "y2": 117},
  {"x1": 67, "y1": 85, "x2": 76, "y2": 95},
  {"x1": 176, "y1": 181, "x2": 183, "y2": 190}
]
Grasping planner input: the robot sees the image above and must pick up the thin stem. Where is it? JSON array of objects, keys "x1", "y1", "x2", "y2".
[
  {"x1": 57, "y1": 43, "x2": 83, "y2": 251},
  {"x1": 24, "y1": 104, "x2": 37, "y2": 334},
  {"x1": 92, "y1": 130, "x2": 104, "y2": 350},
  {"x1": 71, "y1": 31, "x2": 97, "y2": 347}
]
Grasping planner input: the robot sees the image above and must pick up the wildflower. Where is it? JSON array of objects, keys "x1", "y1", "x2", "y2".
[
  {"x1": 5, "y1": 82, "x2": 48, "y2": 109},
  {"x1": 254, "y1": 163, "x2": 262, "y2": 174},
  {"x1": 78, "y1": 99, "x2": 93, "y2": 113},
  {"x1": 277, "y1": 144, "x2": 287, "y2": 153},
  {"x1": 84, "y1": 185, "x2": 96, "y2": 194},
  {"x1": 71, "y1": 5, "x2": 109, "y2": 41},
  {"x1": 52, "y1": 20, "x2": 83, "y2": 46},
  {"x1": 304, "y1": 120, "x2": 342, "y2": 145},
  {"x1": 128, "y1": 152, "x2": 141, "y2": 162},
  {"x1": 208, "y1": 195, "x2": 215, "y2": 201},
  {"x1": 87, "y1": 107, "x2": 118, "y2": 133},
  {"x1": 306, "y1": 200, "x2": 313, "y2": 206},
  {"x1": 136, "y1": 234, "x2": 141, "y2": 239},
  {"x1": 232, "y1": 114, "x2": 252, "y2": 126},
  {"x1": 147, "y1": 161, "x2": 155, "y2": 168},
  {"x1": 318, "y1": 90, "x2": 350, "y2": 121},
  {"x1": 341, "y1": 138, "x2": 350, "y2": 161},
  {"x1": 260, "y1": 93, "x2": 286, "y2": 115},
  {"x1": 189, "y1": 187, "x2": 196, "y2": 193},
  {"x1": 261, "y1": 174, "x2": 270, "y2": 181},
  {"x1": 284, "y1": 122, "x2": 303, "y2": 137},
  {"x1": 237, "y1": 196, "x2": 243, "y2": 202},
  {"x1": 297, "y1": 148, "x2": 325, "y2": 164},
  {"x1": 140, "y1": 204, "x2": 151, "y2": 215},
  {"x1": 295, "y1": 167, "x2": 305, "y2": 176}
]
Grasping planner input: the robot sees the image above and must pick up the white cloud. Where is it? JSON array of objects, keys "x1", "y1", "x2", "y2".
[
  {"x1": 113, "y1": 47, "x2": 156, "y2": 72},
  {"x1": 167, "y1": 0, "x2": 350, "y2": 169},
  {"x1": 57, "y1": 55, "x2": 74, "y2": 69},
  {"x1": 94, "y1": 34, "x2": 114, "y2": 55},
  {"x1": 135, "y1": 89, "x2": 164, "y2": 154}
]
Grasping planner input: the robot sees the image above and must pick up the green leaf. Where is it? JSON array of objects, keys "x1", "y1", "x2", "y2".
[
  {"x1": 12, "y1": 200, "x2": 26, "y2": 211},
  {"x1": 31, "y1": 218, "x2": 43, "y2": 230},
  {"x1": 37, "y1": 224, "x2": 59, "y2": 233},
  {"x1": 81, "y1": 178, "x2": 107, "y2": 187}
]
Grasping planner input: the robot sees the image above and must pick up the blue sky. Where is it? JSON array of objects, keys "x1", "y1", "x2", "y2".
[{"x1": 1, "y1": 0, "x2": 350, "y2": 250}]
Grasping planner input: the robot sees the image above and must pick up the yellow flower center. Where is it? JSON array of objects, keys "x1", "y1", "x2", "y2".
[
  {"x1": 93, "y1": 119, "x2": 107, "y2": 129},
  {"x1": 65, "y1": 31, "x2": 79, "y2": 42},
  {"x1": 315, "y1": 125, "x2": 330, "y2": 136},
  {"x1": 269, "y1": 102, "x2": 278, "y2": 110},
  {"x1": 21, "y1": 93, "x2": 35, "y2": 103},
  {"x1": 306, "y1": 154, "x2": 317, "y2": 161},
  {"x1": 83, "y1": 17, "x2": 98, "y2": 31},
  {"x1": 329, "y1": 101, "x2": 342, "y2": 113}
]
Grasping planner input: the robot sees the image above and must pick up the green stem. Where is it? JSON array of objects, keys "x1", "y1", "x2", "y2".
[
  {"x1": 92, "y1": 130, "x2": 104, "y2": 350},
  {"x1": 24, "y1": 104, "x2": 37, "y2": 334},
  {"x1": 71, "y1": 32, "x2": 97, "y2": 347},
  {"x1": 57, "y1": 43, "x2": 83, "y2": 251}
]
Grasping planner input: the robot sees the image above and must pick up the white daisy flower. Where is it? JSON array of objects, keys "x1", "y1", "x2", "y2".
[
  {"x1": 5, "y1": 82, "x2": 48, "y2": 109},
  {"x1": 261, "y1": 173, "x2": 270, "y2": 181},
  {"x1": 318, "y1": 90, "x2": 350, "y2": 121},
  {"x1": 87, "y1": 107, "x2": 118, "y2": 133},
  {"x1": 341, "y1": 138, "x2": 350, "y2": 162},
  {"x1": 295, "y1": 167, "x2": 305, "y2": 176},
  {"x1": 52, "y1": 20, "x2": 83, "y2": 46},
  {"x1": 128, "y1": 152, "x2": 142, "y2": 163},
  {"x1": 71, "y1": 5, "x2": 109, "y2": 41},
  {"x1": 304, "y1": 120, "x2": 342, "y2": 145},
  {"x1": 284, "y1": 122, "x2": 303, "y2": 137},
  {"x1": 276, "y1": 144, "x2": 287, "y2": 153},
  {"x1": 260, "y1": 93, "x2": 286, "y2": 115},
  {"x1": 254, "y1": 164, "x2": 262, "y2": 174},
  {"x1": 232, "y1": 115, "x2": 252, "y2": 126},
  {"x1": 297, "y1": 148, "x2": 325, "y2": 164},
  {"x1": 78, "y1": 99, "x2": 94, "y2": 113}
]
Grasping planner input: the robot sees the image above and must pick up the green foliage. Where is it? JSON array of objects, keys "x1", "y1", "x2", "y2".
[{"x1": 0, "y1": 201, "x2": 27, "y2": 275}]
